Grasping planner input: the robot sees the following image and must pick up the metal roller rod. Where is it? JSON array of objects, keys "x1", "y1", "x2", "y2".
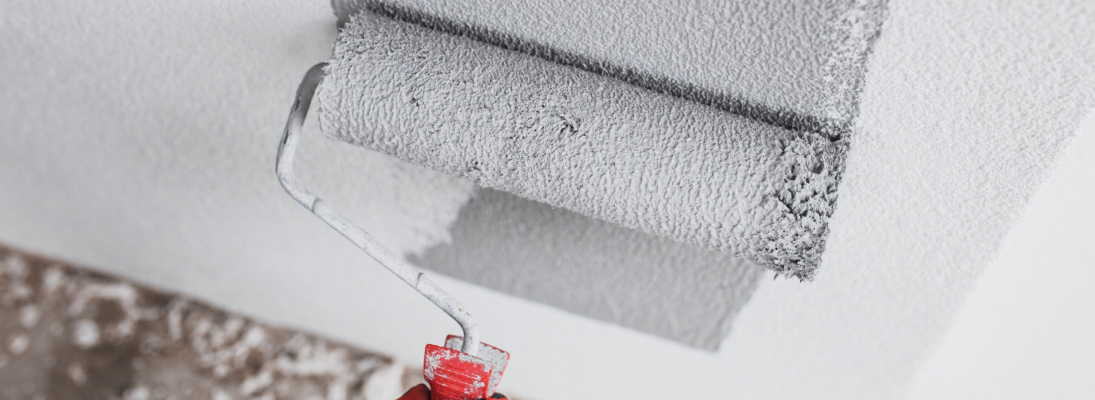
[{"x1": 275, "y1": 63, "x2": 481, "y2": 356}]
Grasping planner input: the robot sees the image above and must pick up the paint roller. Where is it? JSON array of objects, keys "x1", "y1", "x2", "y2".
[
  {"x1": 278, "y1": 6, "x2": 847, "y2": 400},
  {"x1": 319, "y1": 10, "x2": 846, "y2": 280},
  {"x1": 279, "y1": 64, "x2": 509, "y2": 400}
]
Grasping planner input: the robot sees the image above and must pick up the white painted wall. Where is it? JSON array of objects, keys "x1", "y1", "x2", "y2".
[
  {"x1": 2, "y1": 0, "x2": 1093, "y2": 399},
  {"x1": 907, "y1": 112, "x2": 1095, "y2": 400}
]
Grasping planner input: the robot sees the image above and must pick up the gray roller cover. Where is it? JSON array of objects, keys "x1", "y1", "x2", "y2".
[{"x1": 315, "y1": 12, "x2": 848, "y2": 279}]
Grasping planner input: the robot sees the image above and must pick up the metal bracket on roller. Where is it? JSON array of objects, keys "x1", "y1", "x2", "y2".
[{"x1": 275, "y1": 63, "x2": 482, "y2": 357}]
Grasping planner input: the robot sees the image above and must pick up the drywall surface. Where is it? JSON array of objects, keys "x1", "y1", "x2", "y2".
[
  {"x1": 907, "y1": 111, "x2": 1095, "y2": 400},
  {"x1": 319, "y1": 12, "x2": 844, "y2": 278},
  {"x1": 409, "y1": 189, "x2": 764, "y2": 351},
  {"x1": 334, "y1": 0, "x2": 887, "y2": 130},
  {"x1": 2, "y1": 1, "x2": 1094, "y2": 400}
]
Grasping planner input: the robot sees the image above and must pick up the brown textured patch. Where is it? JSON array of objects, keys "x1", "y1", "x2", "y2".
[{"x1": 0, "y1": 244, "x2": 414, "y2": 400}]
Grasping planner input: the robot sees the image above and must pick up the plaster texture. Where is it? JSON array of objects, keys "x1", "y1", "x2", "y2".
[
  {"x1": 319, "y1": 12, "x2": 845, "y2": 278},
  {"x1": 409, "y1": 189, "x2": 764, "y2": 351},
  {"x1": 1, "y1": 0, "x2": 1094, "y2": 399}
]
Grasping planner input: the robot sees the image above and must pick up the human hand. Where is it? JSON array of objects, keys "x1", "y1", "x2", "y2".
[{"x1": 396, "y1": 384, "x2": 508, "y2": 400}]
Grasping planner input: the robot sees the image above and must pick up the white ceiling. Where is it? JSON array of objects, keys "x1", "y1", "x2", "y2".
[{"x1": 1, "y1": 0, "x2": 1092, "y2": 399}]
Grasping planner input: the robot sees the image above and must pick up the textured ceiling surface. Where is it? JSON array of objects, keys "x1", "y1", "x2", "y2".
[{"x1": 1, "y1": 0, "x2": 1093, "y2": 399}]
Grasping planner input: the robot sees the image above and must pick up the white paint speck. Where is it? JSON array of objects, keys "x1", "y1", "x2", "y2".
[
  {"x1": 68, "y1": 363, "x2": 88, "y2": 385},
  {"x1": 166, "y1": 300, "x2": 186, "y2": 342},
  {"x1": 7, "y1": 334, "x2": 29, "y2": 355},
  {"x1": 72, "y1": 319, "x2": 100, "y2": 348},
  {"x1": 239, "y1": 369, "x2": 272, "y2": 396},
  {"x1": 20, "y1": 305, "x2": 40, "y2": 328},
  {"x1": 124, "y1": 386, "x2": 150, "y2": 400},
  {"x1": 42, "y1": 267, "x2": 64, "y2": 293},
  {"x1": 211, "y1": 388, "x2": 232, "y2": 400},
  {"x1": 1, "y1": 255, "x2": 28, "y2": 277},
  {"x1": 423, "y1": 352, "x2": 441, "y2": 380}
]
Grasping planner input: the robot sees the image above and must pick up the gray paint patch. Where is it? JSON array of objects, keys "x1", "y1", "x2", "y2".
[{"x1": 409, "y1": 189, "x2": 765, "y2": 351}]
